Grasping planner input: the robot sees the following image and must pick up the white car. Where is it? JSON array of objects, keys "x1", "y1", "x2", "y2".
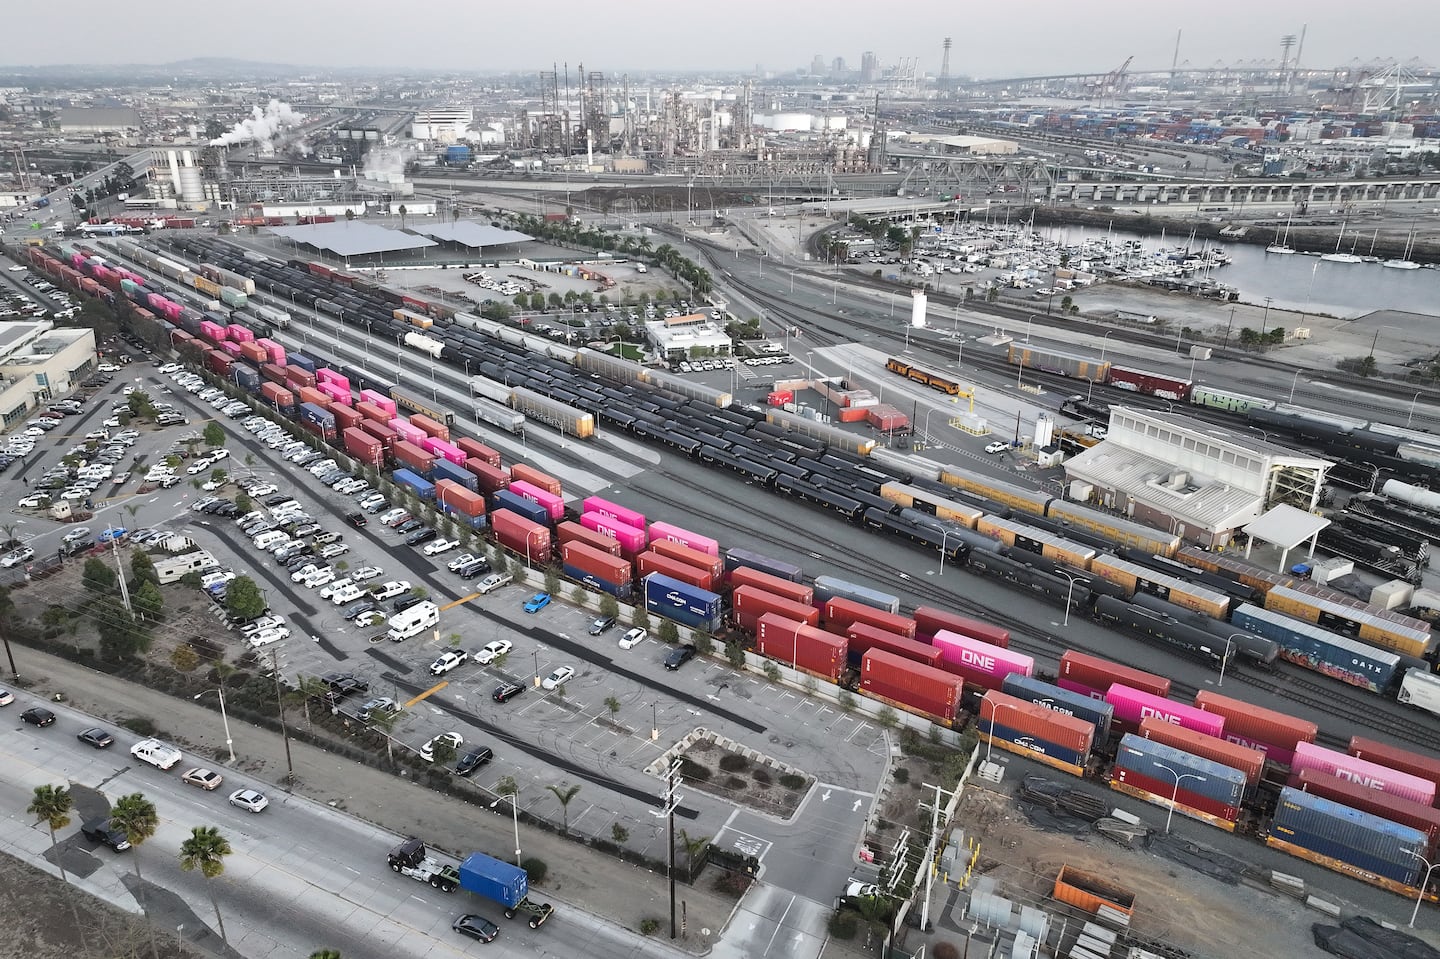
[
  {"x1": 61, "y1": 527, "x2": 92, "y2": 545},
  {"x1": 422, "y1": 538, "x2": 459, "y2": 556},
  {"x1": 618, "y1": 627, "x2": 648, "y2": 650},
  {"x1": 240, "y1": 617, "x2": 285, "y2": 637},
  {"x1": 102, "y1": 417, "x2": 122, "y2": 428},
  {"x1": 420, "y1": 732, "x2": 463, "y2": 762},
  {"x1": 247, "y1": 483, "x2": 277, "y2": 497},
  {"x1": 201, "y1": 479, "x2": 226, "y2": 492},
  {"x1": 541, "y1": 666, "x2": 575, "y2": 691},
  {"x1": 186, "y1": 458, "x2": 213, "y2": 475},
  {"x1": 289, "y1": 563, "x2": 322, "y2": 583},
  {"x1": 370, "y1": 580, "x2": 411, "y2": 601},
  {"x1": 247, "y1": 627, "x2": 290, "y2": 649},
  {"x1": 447, "y1": 553, "x2": 478, "y2": 572},
  {"x1": 350, "y1": 565, "x2": 383, "y2": 582},
  {"x1": 319, "y1": 543, "x2": 350, "y2": 560},
  {"x1": 985, "y1": 441, "x2": 1010, "y2": 454},
  {"x1": 318, "y1": 578, "x2": 354, "y2": 600},
  {"x1": 429, "y1": 650, "x2": 469, "y2": 675},
  {"x1": 228, "y1": 788, "x2": 269, "y2": 813},
  {"x1": 0, "y1": 546, "x2": 34, "y2": 568},
  {"x1": 130, "y1": 738, "x2": 183, "y2": 770},
  {"x1": 207, "y1": 449, "x2": 229, "y2": 461},
  {"x1": 302, "y1": 567, "x2": 335, "y2": 589},
  {"x1": 329, "y1": 583, "x2": 365, "y2": 605},
  {"x1": 473, "y1": 640, "x2": 513, "y2": 665},
  {"x1": 17, "y1": 494, "x2": 49, "y2": 508}
]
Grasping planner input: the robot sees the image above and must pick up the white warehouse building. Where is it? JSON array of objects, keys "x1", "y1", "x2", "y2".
[{"x1": 411, "y1": 108, "x2": 474, "y2": 143}]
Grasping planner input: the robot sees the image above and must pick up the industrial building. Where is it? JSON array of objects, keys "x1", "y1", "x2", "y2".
[
  {"x1": 0, "y1": 321, "x2": 98, "y2": 426},
  {"x1": 411, "y1": 109, "x2": 474, "y2": 143},
  {"x1": 1061, "y1": 407, "x2": 1331, "y2": 549},
  {"x1": 645, "y1": 313, "x2": 732, "y2": 365},
  {"x1": 57, "y1": 108, "x2": 142, "y2": 135}
]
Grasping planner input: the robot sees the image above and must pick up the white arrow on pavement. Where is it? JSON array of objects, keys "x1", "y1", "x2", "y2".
[
  {"x1": 853, "y1": 798, "x2": 863, "y2": 812},
  {"x1": 822, "y1": 789, "x2": 831, "y2": 802}
]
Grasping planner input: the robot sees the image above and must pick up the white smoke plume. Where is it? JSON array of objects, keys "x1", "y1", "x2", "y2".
[{"x1": 210, "y1": 99, "x2": 306, "y2": 147}]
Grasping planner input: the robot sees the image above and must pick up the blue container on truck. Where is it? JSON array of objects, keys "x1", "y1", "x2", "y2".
[
  {"x1": 724, "y1": 547, "x2": 803, "y2": 582},
  {"x1": 1002, "y1": 675, "x2": 1114, "y2": 741},
  {"x1": 493, "y1": 489, "x2": 550, "y2": 526},
  {"x1": 392, "y1": 468, "x2": 436, "y2": 501},
  {"x1": 1231, "y1": 604, "x2": 1400, "y2": 693},
  {"x1": 287, "y1": 353, "x2": 317, "y2": 374},
  {"x1": 563, "y1": 563, "x2": 633, "y2": 601},
  {"x1": 231, "y1": 365, "x2": 261, "y2": 393},
  {"x1": 458, "y1": 851, "x2": 554, "y2": 928},
  {"x1": 298, "y1": 402, "x2": 336, "y2": 438},
  {"x1": 813, "y1": 575, "x2": 901, "y2": 614},
  {"x1": 644, "y1": 573, "x2": 722, "y2": 632},
  {"x1": 1114, "y1": 734, "x2": 1248, "y2": 808},
  {"x1": 431, "y1": 458, "x2": 480, "y2": 492},
  {"x1": 1269, "y1": 787, "x2": 1425, "y2": 885},
  {"x1": 985, "y1": 721, "x2": 1089, "y2": 770}
]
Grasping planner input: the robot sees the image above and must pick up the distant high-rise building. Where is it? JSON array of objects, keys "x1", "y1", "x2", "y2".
[
  {"x1": 831, "y1": 57, "x2": 847, "y2": 76},
  {"x1": 811, "y1": 55, "x2": 827, "y2": 76},
  {"x1": 860, "y1": 51, "x2": 879, "y2": 83}
]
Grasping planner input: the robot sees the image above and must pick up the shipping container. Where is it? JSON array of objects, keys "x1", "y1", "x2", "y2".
[
  {"x1": 650, "y1": 539, "x2": 725, "y2": 584},
  {"x1": 341, "y1": 428, "x2": 384, "y2": 468},
  {"x1": 1105, "y1": 685, "x2": 1225, "y2": 737},
  {"x1": 355, "y1": 400, "x2": 389, "y2": 423},
  {"x1": 582, "y1": 496, "x2": 646, "y2": 531},
  {"x1": 913, "y1": 606, "x2": 1009, "y2": 648},
  {"x1": 846, "y1": 622, "x2": 945, "y2": 670},
  {"x1": 1058, "y1": 650, "x2": 1171, "y2": 700},
  {"x1": 409, "y1": 413, "x2": 450, "y2": 443},
  {"x1": 824, "y1": 597, "x2": 917, "y2": 638},
  {"x1": 976, "y1": 514, "x2": 1097, "y2": 571},
  {"x1": 1348, "y1": 738, "x2": 1440, "y2": 801},
  {"x1": 204, "y1": 350, "x2": 234, "y2": 376},
  {"x1": 729, "y1": 566, "x2": 814, "y2": 606},
  {"x1": 813, "y1": 575, "x2": 901, "y2": 614},
  {"x1": 1268, "y1": 786, "x2": 1425, "y2": 887},
  {"x1": 392, "y1": 468, "x2": 435, "y2": 500},
  {"x1": 1139, "y1": 716, "x2": 1265, "y2": 785},
  {"x1": 879, "y1": 483, "x2": 985, "y2": 526},
  {"x1": 932, "y1": 630, "x2": 1034, "y2": 688},
  {"x1": 648, "y1": 520, "x2": 719, "y2": 557},
  {"x1": 359, "y1": 419, "x2": 398, "y2": 453},
  {"x1": 493, "y1": 489, "x2": 551, "y2": 527},
  {"x1": 1291, "y1": 742, "x2": 1437, "y2": 806},
  {"x1": 724, "y1": 547, "x2": 804, "y2": 583},
  {"x1": 432, "y1": 458, "x2": 480, "y2": 492},
  {"x1": 466, "y1": 459, "x2": 511, "y2": 495},
  {"x1": 861, "y1": 649, "x2": 964, "y2": 724},
  {"x1": 733, "y1": 585, "x2": 821, "y2": 631},
  {"x1": 1232, "y1": 604, "x2": 1402, "y2": 694},
  {"x1": 296, "y1": 386, "x2": 331, "y2": 410},
  {"x1": 508, "y1": 480, "x2": 565, "y2": 522},
  {"x1": 260, "y1": 382, "x2": 295, "y2": 414},
  {"x1": 1292, "y1": 768, "x2": 1440, "y2": 853},
  {"x1": 556, "y1": 521, "x2": 622, "y2": 557},
  {"x1": 256, "y1": 338, "x2": 286, "y2": 366},
  {"x1": 1115, "y1": 732, "x2": 1247, "y2": 807},
  {"x1": 331, "y1": 405, "x2": 364, "y2": 434},
  {"x1": 285, "y1": 367, "x2": 317, "y2": 390},
  {"x1": 315, "y1": 368, "x2": 347, "y2": 389},
  {"x1": 492, "y1": 509, "x2": 551, "y2": 563},
  {"x1": 288, "y1": 353, "x2": 317, "y2": 374},
  {"x1": 434, "y1": 481, "x2": 487, "y2": 525},
  {"x1": 1265, "y1": 584, "x2": 1432, "y2": 660},
  {"x1": 238, "y1": 342, "x2": 269, "y2": 365},
  {"x1": 1052, "y1": 866, "x2": 1135, "y2": 921},
  {"x1": 393, "y1": 440, "x2": 437, "y2": 478},
  {"x1": 561, "y1": 541, "x2": 632, "y2": 589},
  {"x1": 1192, "y1": 690, "x2": 1318, "y2": 766},
  {"x1": 755, "y1": 613, "x2": 846, "y2": 682},
  {"x1": 1000, "y1": 675, "x2": 1114, "y2": 742},
  {"x1": 318, "y1": 381, "x2": 353, "y2": 407},
  {"x1": 420, "y1": 437, "x2": 466, "y2": 466},
  {"x1": 637, "y1": 550, "x2": 717, "y2": 593},
  {"x1": 455, "y1": 437, "x2": 502, "y2": 468},
  {"x1": 563, "y1": 562, "x2": 632, "y2": 600},
  {"x1": 644, "y1": 573, "x2": 722, "y2": 632},
  {"x1": 980, "y1": 690, "x2": 1095, "y2": 776},
  {"x1": 509, "y1": 463, "x2": 562, "y2": 497},
  {"x1": 359, "y1": 390, "x2": 397, "y2": 417},
  {"x1": 580, "y1": 513, "x2": 648, "y2": 557},
  {"x1": 390, "y1": 419, "x2": 427, "y2": 447}
]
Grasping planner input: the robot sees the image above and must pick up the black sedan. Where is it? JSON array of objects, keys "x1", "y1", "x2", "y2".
[
  {"x1": 452, "y1": 914, "x2": 499, "y2": 942},
  {"x1": 492, "y1": 682, "x2": 525, "y2": 704},
  {"x1": 21, "y1": 706, "x2": 56, "y2": 727},
  {"x1": 345, "y1": 512, "x2": 368, "y2": 528},
  {"x1": 77, "y1": 727, "x2": 114, "y2": 748},
  {"x1": 405, "y1": 528, "x2": 438, "y2": 547},
  {"x1": 394, "y1": 519, "x2": 424, "y2": 535},
  {"x1": 455, "y1": 747, "x2": 494, "y2": 777},
  {"x1": 664, "y1": 646, "x2": 696, "y2": 671}
]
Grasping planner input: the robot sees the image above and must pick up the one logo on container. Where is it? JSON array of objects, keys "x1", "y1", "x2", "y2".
[
  {"x1": 1139, "y1": 704, "x2": 1182, "y2": 725},
  {"x1": 961, "y1": 649, "x2": 994, "y2": 672}
]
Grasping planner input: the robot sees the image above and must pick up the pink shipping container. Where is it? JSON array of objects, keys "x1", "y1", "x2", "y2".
[
  {"x1": 582, "y1": 496, "x2": 646, "y2": 531},
  {"x1": 1290, "y1": 742, "x2": 1437, "y2": 806},
  {"x1": 580, "y1": 512, "x2": 647, "y2": 558},
  {"x1": 219, "y1": 341, "x2": 244, "y2": 358},
  {"x1": 389, "y1": 419, "x2": 427, "y2": 446},
  {"x1": 648, "y1": 521, "x2": 719, "y2": 557},
  {"x1": 931, "y1": 630, "x2": 1034, "y2": 688},
  {"x1": 315, "y1": 369, "x2": 349, "y2": 390},
  {"x1": 256, "y1": 339, "x2": 285, "y2": 365},
  {"x1": 360, "y1": 390, "x2": 397, "y2": 417},
  {"x1": 1105, "y1": 685, "x2": 1226, "y2": 738},
  {"x1": 199, "y1": 320, "x2": 227, "y2": 343},
  {"x1": 318, "y1": 382, "x2": 353, "y2": 406},
  {"x1": 423, "y1": 437, "x2": 467, "y2": 466},
  {"x1": 509, "y1": 480, "x2": 565, "y2": 521},
  {"x1": 225, "y1": 324, "x2": 255, "y2": 343}
]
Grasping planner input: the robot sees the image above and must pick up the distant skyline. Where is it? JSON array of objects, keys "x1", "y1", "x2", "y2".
[{"x1": 4, "y1": 0, "x2": 1434, "y2": 78}]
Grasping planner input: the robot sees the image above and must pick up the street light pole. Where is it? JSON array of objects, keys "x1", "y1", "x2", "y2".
[
  {"x1": 1154, "y1": 762, "x2": 1208, "y2": 834},
  {"x1": 938, "y1": 529, "x2": 957, "y2": 576},
  {"x1": 1099, "y1": 330, "x2": 1115, "y2": 364},
  {"x1": 1058, "y1": 572, "x2": 1082, "y2": 627},
  {"x1": 1219, "y1": 635, "x2": 1240, "y2": 687},
  {"x1": 490, "y1": 795, "x2": 521, "y2": 866},
  {"x1": 1288, "y1": 370, "x2": 1302, "y2": 404},
  {"x1": 983, "y1": 700, "x2": 1018, "y2": 765},
  {"x1": 194, "y1": 687, "x2": 235, "y2": 764},
  {"x1": 1410, "y1": 850, "x2": 1438, "y2": 927},
  {"x1": 1409, "y1": 391, "x2": 1423, "y2": 427}
]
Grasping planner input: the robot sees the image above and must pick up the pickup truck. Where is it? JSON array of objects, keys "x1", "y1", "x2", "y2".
[
  {"x1": 475, "y1": 573, "x2": 512, "y2": 595},
  {"x1": 387, "y1": 838, "x2": 459, "y2": 892}
]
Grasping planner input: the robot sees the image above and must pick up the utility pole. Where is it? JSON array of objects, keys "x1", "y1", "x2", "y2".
[
  {"x1": 919, "y1": 781, "x2": 961, "y2": 932},
  {"x1": 652, "y1": 759, "x2": 684, "y2": 939},
  {"x1": 269, "y1": 648, "x2": 295, "y2": 790},
  {"x1": 109, "y1": 532, "x2": 131, "y2": 612}
]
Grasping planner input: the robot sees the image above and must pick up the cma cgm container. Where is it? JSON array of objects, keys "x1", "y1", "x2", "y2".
[
  {"x1": 732, "y1": 585, "x2": 820, "y2": 631},
  {"x1": 755, "y1": 613, "x2": 845, "y2": 682},
  {"x1": 556, "y1": 521, "x2": 622, "y2": 557},
  {"x1": 1112, "y1": 734, "x2": 1247, "y2": 830},
  {"x1": 299, "y1": 402, "x2": 336, "y2": 439},
  {"x1": 1232, "y1": 604, "x2": 1401, "y2": 693},
  {"x1": 932, "y1": 630, "x2": 1034, "y2": 689},
  {"x1": 1001, "y1": 675, "x2": 1114, "y2": 742},
  {"x1": 393, "y1": 440, "x2": 437, "y2": 478},
  {"x1": 492, "y1": 509, "x2": 550, "y2": 563},
  {"x1": 846, "y1": 622, "x2": 944, "y2": 670},
  {"x1": 432, "y1": 458, "x2": 480, "y2": 492},
  {"x1": 435, "y1": 481, "x2": 486, "y2": 528},
  {"x1": 582, "y1": 496, "x2": 646, "y2": 531},
  {"x1": 561, "y1": 541, "x2": 632, "y2": 599},
  {"x1": 824, "y1": 598, "x2": 917, "y2": 638},
  {"x1": 724, "y1": 547, "x2": 804, "y2": 583},
  {"x1": 510, "y1": 464, "x2": 562, "y2": 497},
  {"x1": 1058, "y1": 650, "x2": 1171, "y2": 701},
  {"x1": 456, "y1": 437, "x2": 502, "y2": 468},
  {"x1": 862, "y1": 649, "x2": 964, "y2": 725},
  {"x1": 1139, "y1": 716, "x2": 1266, "y2": 785},
  {"x1": 1105, "y1": 685, "x2": 1225, "y2": 737},
  {"x1": 342, "y1": 428, "x2": 384, "y2": 468},
  {"x1": 1193, "y1": 690, "x2": 1317, "y2": 766},
  {"x1": 981, "y1": 690, "x2": 1095, "y2": 776},
  {"x1": 580, "y1": 512, "x2": 647, "y2": 558},
  {"x1": 410, "y1": 413, "x2": 450, "y2": 443},
  {"x1": 392, "y1": 468, "x2": 435, "y2": 500},
  {"x1": 913, "y1": 606, "x2": 1009, "y2": 648},
  {"x1": 1268, "y1": 787, "x2": 1425, "y2": 888},
  {"x1": 649, "y1": 521, "x2": 720, "y2": 558},
  {"x1": 359, "y1": 390, "x2": 396, "y2": 417},
  {"x1": 1291, "y1": 742, "x2": 1436, "y2": 806},
  {"x1": 493, "y1": 489, "x2": 550, "y2": 527},
  {"x1": 644, "y1": 573, "x2": 722, "y2": 632},
  {"x1": 650, "y1": 539, "x2": 724, "y2": 584},
  {"x1": 1348, "y1": 738, "x2": 1440, "y2": 801},
  {"x1": 1292, "y1": 768, "x2": 1440, "y2": 853},
  {"x1": 814, "y1": 575, "x2": 901, "y2": 614},
  {"x1": 508, "y1": 480, "x2": 565, "y2": 521},
  {"x1": 637, "y1": 550, "x2": 718, "y2": 593},
  {"x1": 730, "y1": 566, "x2": 814, "y2": 606},
  {"x1": 260, "y1": 382, "x2": 295, "y2": 416},
  {"x1": 467, "y1": 459, "x2": 511, "y2": 495}
]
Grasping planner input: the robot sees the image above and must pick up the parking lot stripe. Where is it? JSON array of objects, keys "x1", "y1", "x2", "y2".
[
  {"x1": 404, "y1": 681, "x2": 448, "y2": 708},
  {"x1": 439, "y1": 593, "x2": 479, "y2": 611}
]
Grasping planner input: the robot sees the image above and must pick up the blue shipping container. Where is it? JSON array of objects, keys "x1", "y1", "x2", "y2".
[
  {"x1": 1232, "y1": 604, "x2": 1399, "y2": 693},
  {"x1": 813, "y1": 575, "x2": 900, "y2": 614},
  {"x1": 984, "y1": 720, "x2": 1088, "y2": 769},
  {"x1": 724, "y1": 546, "x2": 804, "y2": 582},
  {"x1": 1270, "y1": 787, "x2": 1425, "y2": 885},
  {"x1": 645, "y1": 572, "x2": 722, "y2": 632},
  {"x1": 439, "y1": 502, "x2": 487, "y2": 530},
  {"x1": 299, "y1": 402, "x2": 336, "y2": 430},
  {"x1": 564, "y1": 563, "x2": 633, "y2": 601},
  {"x1": 493, "y1": 489, "x2": 549, "y2": 526},
  {"x1": 1002, "y1": 675, "x2": 1114, "y2": 741},
  {"x1": 287, "y1": 353, "x2": 316, "y2": 374},
  {"x1": 392, "y1": 468, "x2": 435, "y2": 500},
  {"x1": 231, "y1": 366, "x2": 261, "y2": 392},
  {"x1": 457, "y1": 852, "x2": 528, "y2": 910},
  {"x1": 1114, "y1": 734, "x2": 1247, "y2": 808},
  {"x1": 431, "y1": 458, "x2": 480, "y2": 492}
]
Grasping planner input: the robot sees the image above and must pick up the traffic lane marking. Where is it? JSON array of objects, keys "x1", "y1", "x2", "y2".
[{"x1": 404, "y1": 681, "x2": 448, "y2": 708}]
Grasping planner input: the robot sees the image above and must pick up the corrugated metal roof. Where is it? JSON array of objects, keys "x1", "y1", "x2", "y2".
[
  {"x1": 268, "y1": 222, "x2": 437, "y2": 257},
  {"x1": 406, "y1": 221, "x2": 531, "y2": 248},
  {"x1": 1242, "y1": 504, "x2": 1329, "y2": 550},
  {"x1": 1064, "y1": 444, "x2": 1263, "y2": 533}
]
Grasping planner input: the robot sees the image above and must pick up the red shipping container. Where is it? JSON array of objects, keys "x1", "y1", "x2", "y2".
[
  {"x1": 729, "y1": 566, "x2": 814, "y2": 605},
  {"x1": 492, "y1": 509, "x2": 550, "y2": 562},
  {"x1": 650, "y1": 539, "x2": 724, "y2": 583},
  {"x1": 394, "y1": 440, "x2": 436, "y2": 475},
  {"x1": 1349, "y1": 737, "x2": 1440, "y2": 799},
  {"x1": 767, "y1": 390, "x2": 793, "y2": 407},
  {"x1": 556, "y1": 521, "x2": 622, "y2": 556},
  {"x1": 755, "y1": 613, "x2": 845, "y2": 681},
  {"x1": 297, "y1": 386, "x2": 331, "y2": 410},
  {"x1": 332, "y1": 405, "x2": 364, "y2": 433},
  {"x1": 409, "y1": 413, "x2": 450, "y2": 443},
  {"x1": 1058, "y1": 650, "x2": 1170, "y2": 699},
  {"x1": 435, "y1": 480, "x2": 486, "y2": 518},
  {"x1": 285, "y1": 367, "x2": 317, "y2": 390},
  {"x1": 261, "y1": 363, "x2": 288, "y2": 385},
  {"x1": 456, "y1": 437, "x2": 502, "y2": 467},
  {"x1": 239, "y1": 342, "x2": 269, "y2": 365},
  {"x1": 914, "y1": 606, "x2": 1009, "y2": 648},
  {"x1": 1110, "y1": 767, "x2": 1239, "y2": 824},
  {"x1": 260, "y1": 382, "x2": 294, "y2": 409},
  {"x1": 356, "y1": 400, "x2": 390, "y2": 424},
  {"x1": 342, "y1": 428, "x2": 384, "y2": 468},
  {"x1": 562, "y1": 541, "x2": 632, "y2": 586},
  {"x1": 1193, "y1": 691, "x2": 1318, "y2": 766},
  {"x1": 982, "y1": 690, "x2": 1095, "y2": 757},
  {"x1": 847, "y1": 622, "x2": 945, "y2": 669},
  {"x1": 1292, "y1": 742, "x2": 1437, "y2": 806},
  {"x1": 1139, "y1": 717, "x2": 1266, "y2": 785},
  {"x1": 732, "y1": 585, "x2": 820, "y2": 632},
  {"x1": 1292, "y1": 768, "x2": 1440, "y2": 852},
  {"x1": 466, "y1": 459, "x2": 511, "y2": 495},
  {"x1": 865, "y1": 404, "x2": 909, "y2": 431},
  {"x1": 511, "y1": 463, "x2": 562, "y2": 497},
  {"x1": 838, "y1": 407, "x2": 870, "y2": 423},
  {"x1": 359, "y1": 419, "x2": 397, "y2": 451},
  {"x1": 204, "y1": 350, "x2": 233, "y2": 376},
  {"x1": 861, "y1": 649, "x2": 963, "y2": 722},
  {"x1": 824, "y1": 597, "x2": 917, "y2": 638},
  {"x1": 637, "y1": 550, "x2": 717, "y2": 593}
]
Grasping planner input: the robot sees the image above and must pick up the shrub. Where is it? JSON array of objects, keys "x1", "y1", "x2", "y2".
[
  {"x1": 521, "y1": 857, "x2": 548, "y2": 884},
  {"x1": 120, "y1": 716, "x2": 157, "y2": 737},
  {"x1": 892, "y1": 767, "x2": 910, "y2": 785},
  {"x1": 725, "y1": 775, "x2": 747, "y2": 790},
  {"x1": 679, "y1": 758, "x2": 711, "y2": 781},
  {"x1": 751, "y1": 768, "x2": 772, "y2": 786},
  {"x1": 837, "y1": 690, "x2": 856, "y2": 713},
  {"x1": 934, "y1": 943, "x2": 961, "y2": 959},
  {"x1": 725, "y1": 642, "x2": 746, "y2": 669},
  {"x1": 611, "y1": 822, "x2": 630, "y2": 844},
  {"x1": 828, "y1": 911, "x2": 859, "y2": 939},
  {"x1": 780, "y1": 773, "x2": 806, "y2": 790},
  {"x1": 763, "y1": 661, "x2": 781, "y2": 683},
  {"x1": 639, "y1": 918, "x2": 660, "y2": 936},
  {"x1": 718, "y1": 754, "x2": 749, "y2": 773}
]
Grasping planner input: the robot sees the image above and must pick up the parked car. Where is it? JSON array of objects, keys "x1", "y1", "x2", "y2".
[
  {"x1": 619, "y1": 627, "x2": 648, "y2": 650},
  {"x1": 523, "y1": 592, "x2": 551, "y2": 613},
  {"x1": 473, "y1": 639, "x2": 513, "y2": 665},
  {"x1": 541, "y1": 665, "x2": 575, "y2": 690},
  {"x1": 664, "y1": 646, "x2": 697, "y2": 670}
]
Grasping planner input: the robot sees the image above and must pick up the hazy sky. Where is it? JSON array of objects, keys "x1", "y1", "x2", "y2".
[{"x1": 5, "y1": 0, "x2": 1433, "y2": 77}]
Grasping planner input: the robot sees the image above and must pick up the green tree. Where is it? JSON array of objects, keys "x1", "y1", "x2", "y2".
[
  {"x1": 179, "y1": 826, "x2": 233, "y2": 942},
  {"x1": 109, "y1": 793, "x2": 160, "y2": 958},
  {"x1": 397, "y1": 203, "x2": 408, "y2": 231},
  {"x1": 599, "y1": 594, "x2": 619, "y2": 619},
  {"x1": 234, "y1": 491, "x2": 252, "y2": 514},
  {"x1": 547, "y1": 292, "x2": 564, "y2": 309},
  {"x1": 528, "y1": 292, "x2": 545, "y2": 312},
  {"x1": 129, "y1": 550, "x2": 159, "y2": 589},
  {"x1": 96, "y1": 606, "x2": 149, "y2": 660},
  {"x1": 429, "y1": 735, "x2": 458, "y2": 767},
  {"x1": 126, "y1": 389, "x2": 156, "y2": 420},
  {"x1": 224, "y1": 575, "x2": 266, "y2": 620},
  {"x1": 543, "y1": 567, "x2": 560, "y2": 595},
  {"x1": 27, "y1": 784, "x2": 74, "y2": 882},
  {"x1": 132, "y1": 580, "x2": 164, "y2": 623},
  {"x1": 202, "y1": 422, "x2": 225, "y2": 448},
  {"x1": 546, "y1": 783, "x2": 582, "y2": 833},
  {"x1": 513, "y1": 294, "x2": 529, "y2": 310},
  {"x1": 678, "y1": 828, "x2": 711, "y2": 871},
  {"x1": 82, "y1": 557, "x2": 117, "y2": 593},
  {"x1": 604, "y1": 695, "x2": 621, "y2": 717},
  {"x1": 657, "y1": 619, "x2": 680, "y2": 644},
  {"x1": 494, "y1": 775, "x2": 518, "y2": 797}
]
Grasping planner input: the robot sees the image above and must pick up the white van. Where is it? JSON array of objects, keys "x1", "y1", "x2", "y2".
[
  {"x1": 386, "y1": 600, "x2": 439, "y2": 642},
  {"x1": 253, "y1": 530, "x2": 289, "y2": 550},
  {"x1": 130, "y1": 738, "x2": 183, "y2": 770}
]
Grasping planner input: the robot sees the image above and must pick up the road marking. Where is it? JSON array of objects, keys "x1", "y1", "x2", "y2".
[
  {"x1": 439, "y1": 592, "x2": 479, "y2": 611},
  {"x1": 404, "y1": 681, "x2": 448, "y2": 708},
  {"x1": 853, "y1": 798, "x2": 863, "y2": 812},
  {"x1": 821, "y1": 789, "x2": 832, "y2": 802},
  {"x1": 763, "y1": 895, "x2": 796, "y2": 956}
]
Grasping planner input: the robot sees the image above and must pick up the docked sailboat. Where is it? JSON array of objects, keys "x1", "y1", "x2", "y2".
[
  {"x1": 1383, "y1": 224, "x2": 1421, "y2": 269},
  {"x1": 1266, "y1": 215, "x2": 1295, "y2": 254},
  {"x1": 1321, "y1": 220, "x2": 1363, "y2": 263}
]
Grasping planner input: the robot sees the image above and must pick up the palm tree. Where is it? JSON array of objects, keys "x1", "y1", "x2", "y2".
[
  {"x1": 110, "y1": 792, "x2": 160, "y2": 959},
  {"x1": 290, "y1": 674, "x2": 333, "y2": 727},
  {"x1": 397, "y1": 204, "x2": 408, "y2": 231},
  {"x1": 27, "y1": 784, "x2": 74, "y2": 882},
  {"x1": 179, "y1": 826, "x2": 233, "y2": 941},
  {"x1": 677, "y1": 828, "x2": 711, "y2": 871},
  {"x1": 545, "y1": 783, "x2": 582, "y2": 833}
]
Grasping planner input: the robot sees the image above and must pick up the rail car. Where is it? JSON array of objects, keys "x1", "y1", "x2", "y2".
[
  {"x1": 776, "y1": 475, "x2": 865, "y2": 521},
  {"x1": 885, "y1": 356, "x2": 969, "y2": 396},
  {"x1": 860, "y1": 509, "x2": 970, "y2": 563},
  {"x1": 1095, "y1": 596, "x2": 1231, "y2": 668},
  {"x1": 1128, "y1": 593, "x2": 1280, "y2": 666}
]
